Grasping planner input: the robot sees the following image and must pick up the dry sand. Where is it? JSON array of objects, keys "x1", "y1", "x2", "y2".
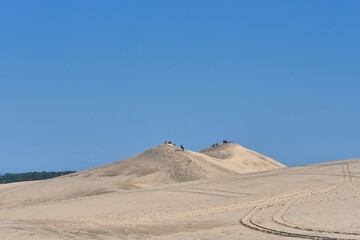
[{"x1": 1, "y1": 144, "x2": 359, "y2": 239}]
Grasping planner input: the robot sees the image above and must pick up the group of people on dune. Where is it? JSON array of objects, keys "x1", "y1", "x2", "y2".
[
  {"x1": 164, "y1": 140, "x2": 185, "y2": 151},
  {"x1": 165, "y1": 139, "x2": 232, "y2": 151},
  {"x1": 211, "y1": 140, "x2": 232, "y2": 147}
]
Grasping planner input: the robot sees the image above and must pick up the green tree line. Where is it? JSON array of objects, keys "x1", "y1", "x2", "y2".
[{"x1": 0, "y1": 171, "x2": 76, "y2": 184}]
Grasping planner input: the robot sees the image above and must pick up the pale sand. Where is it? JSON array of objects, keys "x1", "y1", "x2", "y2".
[{"x1": 1, "y1": 145, "x2": 359, "y2": 239}]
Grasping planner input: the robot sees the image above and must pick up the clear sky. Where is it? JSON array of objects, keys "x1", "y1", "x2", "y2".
[{"x1": 1, "y1": 1, "x2": 359, "y2": 172}]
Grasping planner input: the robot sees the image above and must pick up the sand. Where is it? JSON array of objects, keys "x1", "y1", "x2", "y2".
[
  {"x1": 67, "y1": 143, "x2": 285, "y2": 190},
  {"x1": 0, "y1": 144, "x2": 359, "y2": 239}
]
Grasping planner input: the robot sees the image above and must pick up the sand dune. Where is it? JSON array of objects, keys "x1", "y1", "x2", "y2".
[
  {"x1": 70, "y1": 142, "x2": 285, "y2": 189},
  {"x1": 200, "y1": 143, "x2": 285, "y2": 173},
  {"x1": 0, "y1": 147, "x2": 359, "y2": 239},
  {"x1": 0, "y1": 143, "x2": 283, "y2": 207}
]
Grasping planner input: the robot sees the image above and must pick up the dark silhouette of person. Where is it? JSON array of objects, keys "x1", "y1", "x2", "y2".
[{"x1": 180, "y1": 145, "x2": 184, "y2": 151}]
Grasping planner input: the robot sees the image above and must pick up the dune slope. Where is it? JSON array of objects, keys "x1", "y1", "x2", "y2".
[
  {"x1": 0, "y1": 158, "x2": 359, "y2": 240},
  {"x1": 0, "y1": 143, "x2": 284, "y2": 207},
  {"x1": 74, "y1": 143, "x2": 285, "y2": 188},
  {"x1": 200, "y1": 143, "x2": 286, "y2": 173}
]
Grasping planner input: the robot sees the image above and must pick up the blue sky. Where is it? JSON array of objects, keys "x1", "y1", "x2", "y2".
[{"x1": 1, "y1": 1, "x2": 359, "y2": 172}]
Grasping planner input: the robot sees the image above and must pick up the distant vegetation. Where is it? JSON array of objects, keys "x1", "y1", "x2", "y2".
[{"x1": 0, "y1": 171, "x2": 76, "y2": 184}]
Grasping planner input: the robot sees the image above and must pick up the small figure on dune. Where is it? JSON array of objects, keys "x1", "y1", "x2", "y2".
[
  {"x1": 223, "y1": 140, "x2": 228, "y2": 144},
  {"x1": 165, "y1": 140, "x2": 173, "y2": 145},
  {"x1": 180, "y1": 145, "x2": 184, "y2": 151},
  {"x1": 212, "y1": 143, "x2": 219, "y2": 147}
]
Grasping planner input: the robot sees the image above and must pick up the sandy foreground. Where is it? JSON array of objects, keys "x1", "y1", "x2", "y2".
[{"x1": 1, "y1": 158, "x2": 359, "y2": 239}]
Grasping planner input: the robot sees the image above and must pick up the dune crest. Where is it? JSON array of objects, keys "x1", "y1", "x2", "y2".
[
  {"x1": 0, "y1": 143, "x2": 285, "y2": 208},
  {"x1": 1, "y1": 158, "x2": 359, "y2": 240},
  {"x1": 200, "y1": 143, "x2": 286, "y2": 173},
  {"x1": 75, "y1": 142, "x2": 285, "y2": 189}
]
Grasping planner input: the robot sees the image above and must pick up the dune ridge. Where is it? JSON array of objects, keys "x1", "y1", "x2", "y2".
[
  {"x1": 73, "y1": 142, "x2": 286, "y2": 188},
  {"x1": 0, "y1": 157, "x2": 359, "y2": 240}
]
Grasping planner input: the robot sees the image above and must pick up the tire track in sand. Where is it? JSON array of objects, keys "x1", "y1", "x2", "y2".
[
  {"x1": 271, "y1": 164, "x2": 358, "y2": 237},
  {"x1": 273, "y1": 189, "x2": 360, "y2": 237},
  {"x1": 343, "y1": 164, "x2": 353, "y2": 183},
  {"x1": 240, "y1": 185, "x2": 358, "y2": 240}
]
